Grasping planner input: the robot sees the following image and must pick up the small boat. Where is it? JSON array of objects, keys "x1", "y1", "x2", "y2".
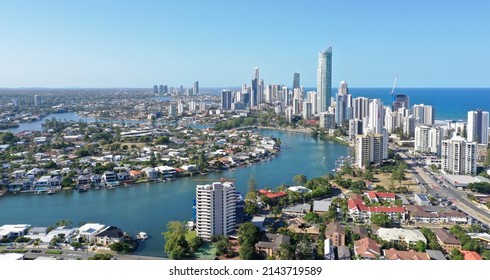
[
  {"x1": 46, "y1": 189, "x2": 55, "y2": 195},
  {"x1": 136, "y1": 232, "x2": 148, "y2": 240}
]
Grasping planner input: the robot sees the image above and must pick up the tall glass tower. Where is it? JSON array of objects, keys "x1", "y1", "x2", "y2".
[{"x1": 317, "y1": 47, "x2": 332, "y2": 113}]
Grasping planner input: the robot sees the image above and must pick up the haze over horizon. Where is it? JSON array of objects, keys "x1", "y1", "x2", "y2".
[{"x1": 1, "y1": 0, "x2": 489, "y2": 88}]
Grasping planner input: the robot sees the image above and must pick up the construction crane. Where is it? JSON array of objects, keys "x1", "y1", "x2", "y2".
[{"x1": 390, "y1": 74, "x2": 398, "y2": 104}]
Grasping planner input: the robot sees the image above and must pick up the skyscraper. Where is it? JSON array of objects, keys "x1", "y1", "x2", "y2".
[
  {"x1": 193, "y1": 81, "x2": 199, "y2": 96},
  {"x1": 293, "y1": 72, "x2": 300, "y2": 90},
  {"x1": 392, "y1": 94, "x2": 410, "y2": 112},
  {"x1": 335, "y1": 81, "x2": 349, "y2": 124},
  {"x1": 34, "y1": 94, "x2": 40, "y2": 106},
  {"x1": 251, "y1": 67, "x2": 259, "y2": 107},
  {"x1": 368, "y1": 99, "x2": 384, "y2": 134},
  {"x1": 158, "y1": 85, "x2": 164, "y2": 94},
  {"x1": 317, "y1": 47, "x2": 332, "y2": 113},
  {"x1": 467, "y1": 109, "x2": 489, "y2": 145},
  {"x1": 153, "y1": 85, "x2": 158, "y2": 94},
  {"x1": 196, "y1": 182, "x2": 236, "y2": 241},
  {"x1": 221, "y1": 90, "x2": 232, "y2": 110}
]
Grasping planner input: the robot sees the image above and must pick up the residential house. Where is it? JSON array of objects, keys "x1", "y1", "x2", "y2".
[
  {"x1": 0, "y1": 224, "x2": 32, "y2": 240},
  {"x1": 406, "y1": 205, "x2": 468, "y2": 225},
  {"x1": 282, "y1": 203, "x2": 311, "y2": 218},
  {"x1": 141, "y1": 167, "x2": 159, "y2": 180},
  {"x1": 287, "y1": 218, "x2": 320, "y2": 240},
  {"x1": 78, "y1": 223, "x2": 106, "y2": 242},
  {"x1": 94, "y1": 226, "x2": 125, "y2": 246},
  {"x1": 350, "y1": 225, "x2": 369, "y2": 239},
  {"x1": 426, "y1": 249, "x2": 447, "y2": 260},
  {"x1": 90, "y1": 174, "x2": 101, "y2": 184},
  {"x1": 8, "y1": 179, "x2": 33, "y2": 191},
  {"x1": 336, "y1": 246, "x2": 351, "y2": 260},
  {"x1": 255, "y1": 233, "x2": 290, "y2": 259},
  {"x1": 117, "y1": 172, "x2": 130, "y2": 181},
  {"x1": 102, "y1": 171, "x2": 117, "y2": 183},
  {"x1": 433, "y1": 228, "x2": 462, "y2": 253},
  {"x1": 258, "y1": 189, "x2": 287, "y2": 203},
  {"x1": 312, "y1": 200, "x2": 331, "y2": 215},
  {"x1": 325, "y1": 222, "x2": 346, "y2": 247},
  {"x1": 77, "y1": 175, "x2": 90, "y2": 185},
  {"x1": 129, "y1": 170, "x2": 142, "y2": 180},
  {"x1": 383, "y1": 248, "x2": 429, "y2": 260},
  {"x1": 376, "y1": 228, "x2": 427, "y2": 248},
  {"x1": 354, "y1": 237, "x2": 381, "y2": 260},
  {"x1": 461, "y1": 250, "x2": 483, "y2": 260}
]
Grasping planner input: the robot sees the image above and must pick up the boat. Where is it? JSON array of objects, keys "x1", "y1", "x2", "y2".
[
  {"x1": 136, "y1": 232, "x2": 148, "y2": 240},
  {"x1": 46, "y1": 189, "x2": 55, "y2": 195},
  {"x1": 77, "y1": 187, "x2": 87, "y2": 192}
]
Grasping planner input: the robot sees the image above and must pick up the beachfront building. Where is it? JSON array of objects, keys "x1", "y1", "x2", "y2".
[{"x1": 195, "y1": 182, "x2": 236, "y2": 241}]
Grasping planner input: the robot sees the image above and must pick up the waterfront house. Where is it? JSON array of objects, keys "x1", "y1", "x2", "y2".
[
  {"x1": 102, "y1": 171, "x2": 117, "y2": 183},
  {"x1": 376, "y1": 228, "x2": 427, "y2": 248},
  {"x1": 155, "y1": 165, "x2": 177, "y2": 178},
  {"x1": 77, "y1": 175, "x2": 90, "y2": 186},
  {"x1": 8, "y1": 179, "x2": 33, "y2": 191},
  {"x1": 0, "y1": 224, "x2": 32, "y2": 240},
  {"x1": 354, "y1": 237, "x2": 381, "y2": 260},
  {"x1": 117, "y1": 172, "x2": 130, "y2": 181},
  {"x1": 90, "y1": 174, "x2": 101, "y2": 184},
  {"x1": 129, "y1": 170, "x2": 142, "y2": 180},
  {"x1": 255, "y1": 233, "x2": 290, "y2": 259},
  {"x1": 78, "y1": 223, "x2": 106, "y2": 242},
  {"x1": 94, "y1": 226, "x2": 125, "y2": 246},
  {"x1": 258, "y1": 189, "x2": 287, "y2": 203},
  {"x1": 11, "y1": 169, "x2": 26, "y2": 179},
  {"x1": 325, "y1": 222, "x2": 346, "y2": 247},
  {"x1": 433, "y1": 228, "x2": 462, "y2": 253},
  {"x1": 34, "y1": 175, "x2": 61, "y2": 188},
  {"x1": 142, "y1": 167, "x2": 159, "y2": 180},
  {"x1": 383, "y1": 248, "x2": 429, "y2": 260}
]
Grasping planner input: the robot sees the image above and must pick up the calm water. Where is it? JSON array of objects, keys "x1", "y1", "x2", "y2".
[{"x1": 0, "y1": 129, "x2": 349, "y2": 257}]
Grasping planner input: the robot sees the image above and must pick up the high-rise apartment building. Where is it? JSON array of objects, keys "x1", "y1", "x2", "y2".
[
  {"x1": 195, "y1": 182, "x2": 236, "y2": 241},
  {"x1": 335, "y1": 81, "x2": 349, "y2": 125},
  {"x1": 355, "y1": 133, "x2": 385, "y2": 169},
  {"x1": 293, "y1": 72, "x2": 300, "y2": 90},
  {"x1": 193, "y1": 81, "x2": 199, "y2": 96},
  {"x1": 317, "y1": 47, "x2": 332, "y2": 113},
  {"x1": 368, "y1": 99, "x2": 384, "y2": 134},
  {"x1": 467, "y1": 109, "x2": 489, "y2": 145},
  {"x1": 153, "y1": 85, "x2": 158, "y2": 94},
  {"x1": 221, "y1": 90, "x2": 233, "y2": 110},
  {"x1": 392, "y1": 94, "x2": 410, "y2": 112},
  {"x1": 34, "y1": 94, "x2": 40, "y2": 106},
  {"x1": 251, "y1": 67, "x2": 259, "y2": 107},
  {"x1": 414, "y1": 125, "x2": 442, "y2": 155},
  {"x1": 441, "y1": 133, "x2": 477, "y2": 175},
  {"x1": 353, "y1": 97, "x2": 370, "y2": 120},
  {"x1": 413, "y1": 104, "x2": 434, "y2": 125}
]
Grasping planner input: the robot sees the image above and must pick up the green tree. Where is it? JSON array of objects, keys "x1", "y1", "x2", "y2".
[
  {"x1": 89, "y1": 253, "x2": 113, "y2": 260},
  {"x1": 293, "y1": 174, "x2": 308, "y2": 186},
  {"x1": 61, "y1": 177, "x2": 74, "y2": 188},
  {"x1": 188, "y1": 235, "x2": 203, "y2": 253},
  {"x1": 303, "y1": 212, "x2": 321, "y2": 224},
  {"x1": 413, "y1": 240, "x2": 426, "y2": 252},
  {"x1": 238, "y1": 222, "x2": 260, "y2": 260},
  {"x1": 449, "y1": 248, "x2": 464, "y2": 260},
  {"x1": 370, "y1": 213, "x2": 392, "y2": 227},
  {"x1": 215, "y1": 237, "x2": 229, "y2": 256},
  {"x1": 154, "y1": 136, "x2": 170, "y2": 145},
  {"x1": 246, "y1": 175, "x2": 257, "y2": 201},
  {"x1": 163, "y1": 221, "x2": 190, "y2": 259}
]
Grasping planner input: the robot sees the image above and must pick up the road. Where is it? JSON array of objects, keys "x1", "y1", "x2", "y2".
[{"x1": 396, "y1": 149, "x2": 490, "y2": 228}]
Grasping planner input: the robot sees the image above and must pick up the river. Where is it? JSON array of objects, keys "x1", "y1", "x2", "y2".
[{"x1": 2, "y1": 113, "x2": 349, "y2": 257}]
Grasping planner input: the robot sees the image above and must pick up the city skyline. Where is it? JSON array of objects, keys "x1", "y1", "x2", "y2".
[{"x1": 0, "y1": 1, "x2": 489, "y2": 88}]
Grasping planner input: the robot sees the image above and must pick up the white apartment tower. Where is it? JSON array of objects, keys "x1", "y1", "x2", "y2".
[
  {"x1": 467, "y1": 110, "x2": 489, "y2": 145},
  {"x1": 195, "y1": 182, "x2": 236, "y2": 241},
  {"x1": 415, "y1": 125, "x2": 442, "y2": 155},
  {"x1": 441, "y1": 133, "x2": 477, "y2": 175},
  {"x1": 355, "y1": 134, "x2": 385, "y2": 169},
  {"x1": 412, "y1": 104, "x2": 435, "y2": 125}
]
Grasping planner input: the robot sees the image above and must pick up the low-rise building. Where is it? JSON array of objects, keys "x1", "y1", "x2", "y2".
[
  {"x1": 376, "y1": 228, "x2": 427, "y2": 248},
  {"x1": 413, "y1": 193, "x2": 431, "y2": 206},
  {"x1": 0, "y1": 224, "x2": 32, "y2": 240},
  {"x1": 78, "y1": 223, "x2": 106, "y2": 242},
  {"x1": 95, "y1": 226, "x2": 125, "y2": 246},
  {"x1": 433, "y1": 228, "x2": 462, "y2": 253},
  {"x1": 383, "y1": 248, "x2": 429, "y2": 260},
  {"x1": 348, "y1": 198, "x2": 405, "y2": 223},
  {"x1": 282, "y1": 203, "x2": 310, "y2": 218},
  {"x1": 325, "y1": 222, "x2": 346, "y2": 247},
  {"x1": 354, "y1": 237, "x2": 381, "y2": 260},
  {"x1": 255, "y1": 233, "x2": 290, "y2": 259}
]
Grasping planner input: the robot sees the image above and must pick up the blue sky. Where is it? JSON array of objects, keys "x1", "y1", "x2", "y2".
[{"x1": 0, "y1": 0, "x2": 489, "y2": 88}]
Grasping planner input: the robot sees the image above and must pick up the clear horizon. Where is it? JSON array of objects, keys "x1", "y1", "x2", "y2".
[{"x1": 1, "y1": 1, "x2": 489, "y2": 88}]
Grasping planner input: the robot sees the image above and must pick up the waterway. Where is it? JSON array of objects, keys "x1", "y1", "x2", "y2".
[{"x1": 0, "y1": 127, "x2": 349, "y2": 257}]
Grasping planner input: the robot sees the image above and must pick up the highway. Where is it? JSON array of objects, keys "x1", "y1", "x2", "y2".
[{"x1": 395, "y1": 148, "x2": 490, "y2": 228}]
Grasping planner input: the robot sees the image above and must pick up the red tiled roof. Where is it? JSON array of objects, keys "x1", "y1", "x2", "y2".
[
  {"x1": 259, "y1": 189, "x2": 287, "y2": 199},
  {"x1": 348, "y1": 198, "x2": 405, "y2": 213},
  {"x1": 461, "y1": 250, "x2": 483, "y2": 260},
  {"x1": 383, "y1": 249, "x2": 429, "y2": 260},
  {"x1": 354, "y1": 237, "x2": 381, "y2": 259},
  {"x1": 366, "y1": 191, "x2": 396, "y2": 200}
]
